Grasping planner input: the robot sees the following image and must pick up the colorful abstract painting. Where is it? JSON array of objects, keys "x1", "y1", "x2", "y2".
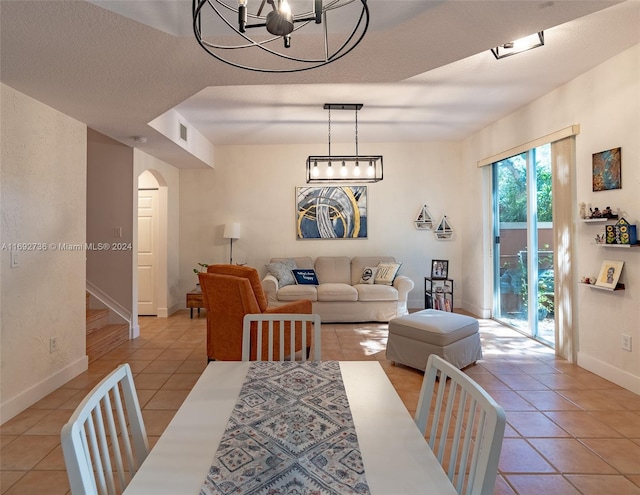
[
  {"x1": 592, "y1": 147, "x2": 621, "y2": 191},
  {"x1": 296, "y1": 186, "x2": 367, "y2": 239}
]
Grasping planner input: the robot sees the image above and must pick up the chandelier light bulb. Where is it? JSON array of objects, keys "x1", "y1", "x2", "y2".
[
  {"x1": 341, "y1": 161, "x2": 347, "y2": 176},
  {"x1": 327, "y1": 162, "x2": 334, "y2": 177},
  {"x1": 354, "y1": 161, "x2": 361, "y2": 176},
  {"x1": 312, "y1": 161, "x2": 319, "y2": 177},
  {"x1": 279, "y1": 0, "x2": 291, "y2": 16}
]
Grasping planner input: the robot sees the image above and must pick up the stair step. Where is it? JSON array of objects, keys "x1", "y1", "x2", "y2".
[
  {"x1": 86, "y1": 308, "x2": 109, "y2": 334},
  {"x1": 86, "y1": 323, "x2": 129, "y2": 363}
]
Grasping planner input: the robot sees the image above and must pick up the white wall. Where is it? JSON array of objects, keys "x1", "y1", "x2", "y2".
[
  {"x1": 134, "y1": 150, "x2": 181, "y2": 316},
  {"x1": 0, "y1": 84, "x2": 88, "y2": 422},
  {"x1": 178, "y1": 141, "x2": 464, "y2": 310},
  {"x1": 86, "y1": 129, "x2": 134, "y2": 314},
  {"x1": 461, "y1": 44, "x2": 640, "y2": 393}
]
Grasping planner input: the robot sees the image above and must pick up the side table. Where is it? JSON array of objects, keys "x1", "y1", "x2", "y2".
[
  {"x1": 186, "y1": 287, "x2": 204, "y2": 319},
  {"x1": 424, "y1": 277, "x2": 454, "y2": 312}
]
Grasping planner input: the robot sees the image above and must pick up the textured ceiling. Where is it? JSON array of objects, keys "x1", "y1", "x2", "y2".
[{"x1": 1, "y1": 1, "x2": 639, "y2": 168}]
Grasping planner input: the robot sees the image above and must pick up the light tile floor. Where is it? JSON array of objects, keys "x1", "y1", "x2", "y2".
[{"x1": 2, "y1": 311, "x2": 640, "y2": 494}]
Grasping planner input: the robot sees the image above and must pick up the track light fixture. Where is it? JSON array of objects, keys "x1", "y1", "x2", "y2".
[{"x1": 491, "y1": 32, "x2": 544, "y2": 59}]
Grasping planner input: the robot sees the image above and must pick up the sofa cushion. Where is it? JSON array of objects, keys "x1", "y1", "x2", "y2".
[
  {"x1": 315, "y1": 256, "x2": 351, "y2": 284},
  {"x1": 271, "y1": 257, "x2": 314, "y2": 270},
  {"x1": 375, "y1": 262, "x2": 402, "y2": 285},
  {"x1": 277, "y1": 284, "x2": 318, "y2": 302},
  {"x1": 358, "y1": 266, "x2": 378, "y2": 284},
  {"x1": 318, "y1": 283, "x2": 358, "y2": 302},
  {"x1": 351, "y1": 256, "x2": 396, "y2": 285},
  {"x1": 292, "y1": 269, "x2": 319, "y2": 285},
  {"x1": 265, "y1": 258, "x2": 297, "y2": 287},
  {"x1": 356, "y1": 284, "x2": 399, "y2": 301}
]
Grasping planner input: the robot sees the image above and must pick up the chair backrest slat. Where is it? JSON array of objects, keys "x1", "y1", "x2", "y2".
[
  {"x1": 242, "y1": 313, "x2": 322, "y2": 361},
  {"x1": 61, "y1": 363, "x2": 149, "y2": 495},
  {"x1": 415, "y1": 355, "x2": 506, "y2": 495}
]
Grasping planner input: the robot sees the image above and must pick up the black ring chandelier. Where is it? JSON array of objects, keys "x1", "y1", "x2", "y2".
[{"x1": 192, "y1": 0, "x2": 370, "y2": 73}]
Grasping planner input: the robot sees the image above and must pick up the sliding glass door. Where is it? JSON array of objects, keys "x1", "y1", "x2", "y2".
[{"x1": 493, "y1": 144, "x2": 555, "y2": 347}]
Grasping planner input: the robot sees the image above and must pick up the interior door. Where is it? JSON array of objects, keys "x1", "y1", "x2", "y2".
[{"x1": 137, "y1": 189, "x2": 159, "y2": 315}]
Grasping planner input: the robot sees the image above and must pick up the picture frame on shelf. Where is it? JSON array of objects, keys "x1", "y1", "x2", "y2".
[
  {"x1": 431, "y1": 259, "x2": 449, "y2": 280},
  {"x1": 595, "y1": 259, "x2": 624, "y2": 290}
]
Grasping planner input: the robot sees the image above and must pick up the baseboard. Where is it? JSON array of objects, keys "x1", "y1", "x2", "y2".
[
  {"x1": 0, "y1": 356, "x2": 88, "y2": 425},
  {"x1": 577, "y1": 351, "x2": 640, "y2": 395},
  {"x1": 461, "y1": 302, "x2": 491, "y2": 319},
  {"x1": 168, "y1": 302, "x2": 183, "y2": 316},
  {"x1": 130, "y1": 323, "x2": 141, "y2": 339}
]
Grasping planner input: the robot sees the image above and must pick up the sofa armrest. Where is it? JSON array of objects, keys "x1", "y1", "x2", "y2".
[
  {"x1": 261, "y1": 274, "x2": 279, "y2": 304},
  {"x1": 393, "y1": 275, "x2": 415, "y2": 301}
]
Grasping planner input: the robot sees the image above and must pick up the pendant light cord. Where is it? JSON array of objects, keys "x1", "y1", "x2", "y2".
[
  {"x1": 355, "y1": 108, "x2": 359, "y2": 157},
  {"x1": 328, "y1": 107, "x2": 332, "y2": 156}
]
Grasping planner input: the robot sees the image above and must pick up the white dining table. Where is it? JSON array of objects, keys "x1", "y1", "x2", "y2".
[{"x1": 123, "y1": 361, "x2": 457, "y2": 495}]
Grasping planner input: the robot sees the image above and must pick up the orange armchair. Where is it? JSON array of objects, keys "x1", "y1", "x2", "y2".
[{"x1": 198, "y1": 265, "x2": 313, "y2": 361}]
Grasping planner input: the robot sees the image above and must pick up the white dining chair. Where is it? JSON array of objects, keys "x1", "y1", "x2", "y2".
[
  {"x1": 242, "y1": 313, "x2": 322, "y2": 361},
  {"x1": 415, "y1": 354, "x2": 506, "y2": 495},
  {"x1": 61, "y1": 363, "x2": 149, "y2": 495}
]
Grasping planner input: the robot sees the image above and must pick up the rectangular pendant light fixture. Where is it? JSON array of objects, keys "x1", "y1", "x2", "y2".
[
  {"x1": 306, "y1": 155, "x2": 383, "y2": 183},
  {"x1": 306, "y1": 103, "x2": 383, "y2": 183}
]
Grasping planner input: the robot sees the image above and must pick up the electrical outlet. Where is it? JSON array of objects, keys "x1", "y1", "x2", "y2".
[
  {"x1": 49, "y1": 337, "x2": 58, "y2": 353},
  {"x1": 622, "y1": 334, "x2": 632, "y2": 352}
]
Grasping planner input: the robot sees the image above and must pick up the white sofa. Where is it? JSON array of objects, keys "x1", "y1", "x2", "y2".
[{"x1": 261, "y1": 256, "x2": 414, "y2": 323}]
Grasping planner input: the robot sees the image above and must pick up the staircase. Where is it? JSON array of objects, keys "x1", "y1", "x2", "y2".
[{"x1": 86, "y1": 292, "x2": 129, "y2": 363}]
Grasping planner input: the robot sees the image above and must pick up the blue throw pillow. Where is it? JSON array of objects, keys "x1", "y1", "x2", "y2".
[{"x1": 292, "y1": 269, "x2": 319, "y2": 285}]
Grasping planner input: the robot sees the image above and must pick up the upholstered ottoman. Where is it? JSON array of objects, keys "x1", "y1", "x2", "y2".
[{"x1": 386, "y1": 310, "x2": 482, "y2": 371}]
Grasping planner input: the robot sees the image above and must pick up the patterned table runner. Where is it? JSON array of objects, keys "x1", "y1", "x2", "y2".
[{"x1": 200, "y1": 361, "x2": 371, "y2": 495}]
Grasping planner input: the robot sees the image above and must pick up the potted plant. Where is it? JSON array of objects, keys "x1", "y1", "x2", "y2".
[{"x1": 193, "y1": 263, "x2": 209, "y2": 288}]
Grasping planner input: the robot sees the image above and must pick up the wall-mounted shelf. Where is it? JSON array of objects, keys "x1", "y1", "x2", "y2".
[
  {"x1": 580, "y1": 282, "x2": 625, "y2": 291},
  {"x1": 600, "y1": 243, "x2": 640, "y2": 249},
  {"x1": 583, "y1": 218, "x2": 609, "y2": 223},
  {"x1": 414, "y1": 205, "x2": 434, "y2": 230},
  {"x1": 434, "y1": 215, "x2": 454, "y2": 240}
]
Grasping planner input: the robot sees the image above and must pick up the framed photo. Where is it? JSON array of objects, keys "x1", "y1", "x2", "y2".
[
  {"x1": 592, "y1": 147, "x2": 621, "y2": 191},
  {"x1": 431, "y1": 259, "x2": 449, "y2": 280},
  {"x1": 595, "y1": 259, "x2": 624, "y2": 289},
  {"x1": 296, "y1": 186, "x2": 367, "y2": 239}
]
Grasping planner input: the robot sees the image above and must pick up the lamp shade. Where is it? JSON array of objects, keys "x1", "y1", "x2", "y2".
[{"x1": 223, "y1": 223, "x2": 241, "y2": 240}]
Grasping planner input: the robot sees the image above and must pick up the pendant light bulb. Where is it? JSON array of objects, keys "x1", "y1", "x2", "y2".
[
  {"x1": 327, "y1": 161, "x2": 334, "y2": 177},
  {"x1": 312, "y1": 160, "x2": 319, "y2": 177},
  {"x1": 354, "y1": 161, "x2": 361, "y2": 176},
  {"x1": 367, "y1": 160, "x2": 374, "y2": 177},
  {"x1": 340, "y1": 161, "x2": 347, "y2": 176}
]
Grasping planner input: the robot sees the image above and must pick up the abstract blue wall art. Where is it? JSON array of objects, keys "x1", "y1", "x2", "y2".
[
  {"x1": 592, "y1": 147, "x2": 621, "y2": 191},
  {"x1": 296, "y1": 186, "x2": 368, "y2": 239}
]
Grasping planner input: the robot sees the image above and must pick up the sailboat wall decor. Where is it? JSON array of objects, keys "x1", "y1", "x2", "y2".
[
  {"x1": 414, "y1": 205, "x2": 434, "y2": 230},
  {"x1": 434, "y1": 215, "x2": 454, "y2": 240}
]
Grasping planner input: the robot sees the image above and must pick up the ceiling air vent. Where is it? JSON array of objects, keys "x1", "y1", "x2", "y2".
[{"x1": 179, "y1": 122, "x2": 188, "y2": 142}]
